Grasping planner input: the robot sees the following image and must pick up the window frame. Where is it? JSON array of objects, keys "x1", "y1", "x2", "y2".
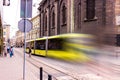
[{"x1": 84, "y1": 0, "x2": 97, "y2": 22}]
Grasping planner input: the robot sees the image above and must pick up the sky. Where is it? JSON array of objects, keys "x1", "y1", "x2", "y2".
[{"x1": 3, "y1": 0, "x2": 41, "y2": 38}]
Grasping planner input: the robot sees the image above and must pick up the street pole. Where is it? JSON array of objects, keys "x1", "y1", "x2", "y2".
[
  {"x1": 45, "y1": 37, "x2": 48, "y2": 56},
  {"x1": 23, "y1": 0, "x2": 27, "y2": 80},
  {"x1": 20, "y1": 0, "x2": 32, "y2": 79}
]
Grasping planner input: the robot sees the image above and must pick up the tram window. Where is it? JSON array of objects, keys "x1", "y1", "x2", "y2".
[
  {"x1": 35, "y1": 40, "x2": 45, "y2": 50},
  {"x1": 26, "y1": 42, "x2": 29, "y2": 48},
  {"x1": 31, "y1": 42, "x2": 34, "y2": 49},
  {"x1": 26, "y1": 42, "x2": 33, "y2": 48},
  {"x1": 48, "y1": 39, "x2": 62, "y2": 50}
]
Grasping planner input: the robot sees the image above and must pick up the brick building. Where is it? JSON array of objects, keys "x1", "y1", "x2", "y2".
[{"x1": 38, "y1": 0, "x2": 116, "y2": 45}]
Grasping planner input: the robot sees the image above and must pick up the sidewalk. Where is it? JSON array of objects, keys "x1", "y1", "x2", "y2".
[
  {"x1": 0, "y1": 48, "x2": 39, "y2": 80},
  {"x1": 0, "y1": 55, "x2": 23, "y2": 80}
]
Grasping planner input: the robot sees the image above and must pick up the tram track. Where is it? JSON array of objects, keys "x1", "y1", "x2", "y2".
[
  {"x1": 26, "y1": 55, "x2": 120, "y2": 80},
  {"x1": 15, "y1": 48, "x2": 79, "y2": 80},
  {"x1": 15, "y1": 48, "x2": 119, "y2": 80},
  {"x1": 26, "y1": 57, "x2": 78, "y2": 80}
]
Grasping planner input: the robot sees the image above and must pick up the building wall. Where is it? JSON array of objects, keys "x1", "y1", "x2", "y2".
[
  {"x1": 115, "y1": 0, "x2": 120, "y2": 46},
  {"x1": 38, "y1": 0, "x2": 116, "y2": 45},
  {"x1": 115, "y1": 0, "x2": 120, "y2": 34},
  {"x1": 74, "y1": 0, "x2": 116, "y2": 45},
  {"x1": 103, "y1": 0, "x2": 116, "y2": 45},
  {"x1": 74, "y1": 0, "x2": 104, "y2": 34},
  {"x1": 10, "y1": 36, "x2": 16, "y2": 46},
  {"x1": 26, "y1": 14, "x2": 40, "y2": 40},
  {"x1": 3, "y1": 24, "x2": 10, "y2": 46},
  {"x1": 38, "y1": 0, "x2": 71, "y2": 37},
  {"x1": 15, "y1": 30, "x2": 24, "y2": 47}
]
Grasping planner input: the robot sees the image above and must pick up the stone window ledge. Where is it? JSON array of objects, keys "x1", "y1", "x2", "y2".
[{"x1": 84, "y1": 16, "x2": 97, "y2": 22}]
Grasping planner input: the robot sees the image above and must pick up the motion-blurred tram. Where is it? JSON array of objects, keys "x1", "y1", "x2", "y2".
[{"x1": 26, "y1": 33, "x2": 96, "y2": 62}]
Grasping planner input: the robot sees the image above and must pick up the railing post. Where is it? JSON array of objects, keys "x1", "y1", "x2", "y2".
[
  {"x1": 48, "y1": 74, "x2": 52, "y2": 80},
  {"x1": 40, "y1": 67, "x2": 43, "y2": 80}
]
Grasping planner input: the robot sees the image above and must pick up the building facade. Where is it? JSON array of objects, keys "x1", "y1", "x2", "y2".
[
  {"x1": 38, "y1": 0, "x2": 116, "y2": 45},
  {"x1": 26, "y1": 14, "x2": 40, "y2": 40},
  {"x1": 3, "y1": 24, "x2": 10, "y2": 46},
  {"x1": 10, "y1": 36, "x2": 16, "y2": 47},
  {"x1": 15, "y1": 30, "x2": 24, "y2": 47}
]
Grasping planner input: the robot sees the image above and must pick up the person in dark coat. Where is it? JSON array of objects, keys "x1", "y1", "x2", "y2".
[
  {"x1": 7, "y1": 46, "x2": 10, "y2": 54},
  {"x1": 2, "y1": 46, "x2": 7, "y2": 57},
  {"x1": 10, "y1": 46, "x2": 14, "y2": 57},
  {"x1": 28, "y1": 47, "x2": 31, "y2": 57}
]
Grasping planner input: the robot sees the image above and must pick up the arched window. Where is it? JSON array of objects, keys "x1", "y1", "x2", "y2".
[
  {"x1": 86, "y1": 0, "x2": 95, "y2": 20},
  {"x1": 62, "y1": 3, "x2": 67, "y2": 24},
  {"x1": 51, "y1": 11, "x2": 55, "y2": 28},
  {"x1": 44, "y1": 14, "x2": 47, "y2": 31},
  {"x1": 78, "y1": 3, "x2": 81, "y2": 28}
]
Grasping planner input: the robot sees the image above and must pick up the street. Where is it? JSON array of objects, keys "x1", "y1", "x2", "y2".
[
  {"x1": 1, "y1": 0, "x2": 120, "y2": 80},
  {"x1": 14, "y1": 47, "x2": 120, "y2": 80}
]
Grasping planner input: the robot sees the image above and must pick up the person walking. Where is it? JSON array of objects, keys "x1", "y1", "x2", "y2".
[
  {"x1": 28, "y1": 47, "x2": 31, "y2": 57},
  {"x1": 10, "y1": 46, "x2": 14, "y2": 57},
  {"x1": 7, "y1": 46, "x2": 10, "y2": 54},
  {"x1": 3, "y1": 46, "x2": 7, "y2": 57}
]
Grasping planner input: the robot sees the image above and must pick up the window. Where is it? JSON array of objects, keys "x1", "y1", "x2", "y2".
[
  {"x1": 78, "y1": 3, "x2": 81, "y2": 28},
  {"x1": 51, "y1": 11, "x2": 55, "y2": 28},
  {"x1": 35, "y1": 40, "x2": 45, "y2": 50},
  {"x1": 86, "y1": 0, "x2": 95, "y2": 20},
  {"x1": 45, "y1": 14, "x2": 47, "y2": 31},
  {"x1": 62, "y1": 3, "x2": 67, "y2": 24},
  {"x1": 3, "y1": 0, "x2": 10, "y2": 6},
  {"x1": 48, "y1": 39, "x2": 62, "y2": 50}
]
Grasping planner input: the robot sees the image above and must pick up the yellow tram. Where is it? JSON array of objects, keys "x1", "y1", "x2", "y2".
[{"x1": 26, "y1": 33, "x2": 96, "y2": 62}]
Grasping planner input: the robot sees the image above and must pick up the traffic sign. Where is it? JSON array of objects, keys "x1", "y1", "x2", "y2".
[
  {"x1": 20, "y1": 0, "x2": 32, "y2": 18},
  {"x1": 18, "y1": 19, "x2": 32, "y2": 32}
]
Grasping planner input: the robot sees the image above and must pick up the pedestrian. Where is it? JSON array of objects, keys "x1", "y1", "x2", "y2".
[
  {"x1": 7, "y1": 46, "x2": 10, "y2": 54},
  {"x1": 10, "y1": 46, "x2": 14, "y2": 57},
  {"x1": 3, "y1": 46, "x2": 7, "y2": 57},
  {"x1": 29, "y1": 47, "x2": 32, "y2": 57}
]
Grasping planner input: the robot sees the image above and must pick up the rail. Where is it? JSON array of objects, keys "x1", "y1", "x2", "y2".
[{"x1": 16, "y1": 48, "x2": 78, "y2": 80}]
